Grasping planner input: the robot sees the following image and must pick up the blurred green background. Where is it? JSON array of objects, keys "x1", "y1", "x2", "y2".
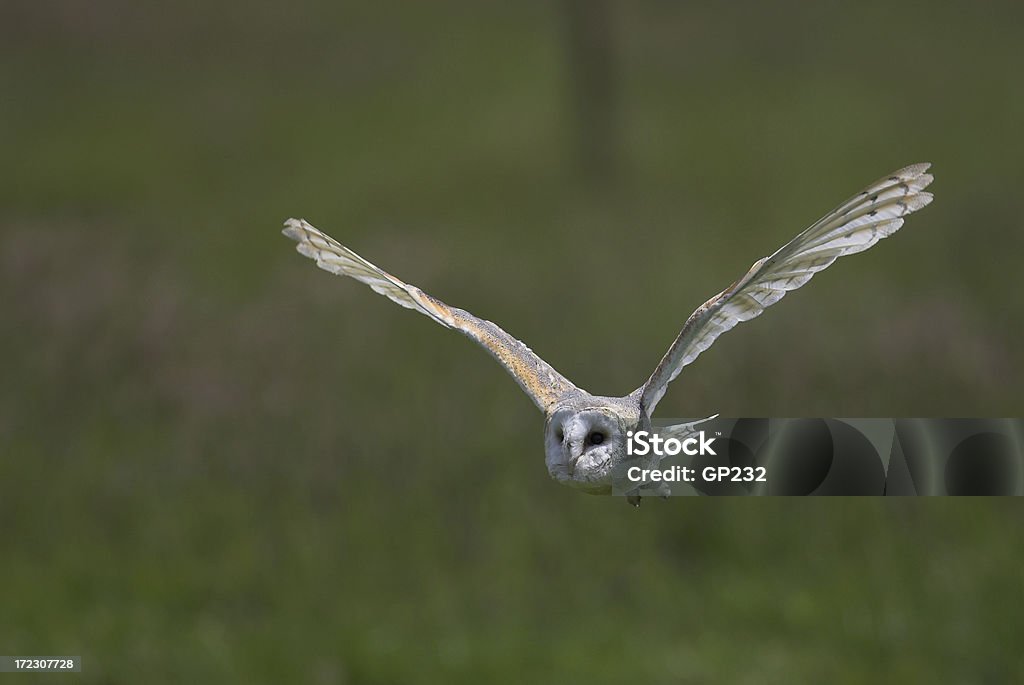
[{"x1": 2, "y1": 1, "x2": 1023, "y2": 682}]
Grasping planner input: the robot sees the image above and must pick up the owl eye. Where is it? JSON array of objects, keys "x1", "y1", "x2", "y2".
[{"x1": 588, "y1": 431, "x2": 605, "y2": 446}]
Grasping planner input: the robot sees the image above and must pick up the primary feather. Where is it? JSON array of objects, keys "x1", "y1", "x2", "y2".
[
  {"x1": 638, "y1": 163, "x2": 934, "y2": 414},
  {"x1": 282, "y1": 218, "x2": 579, "y2": 411}
]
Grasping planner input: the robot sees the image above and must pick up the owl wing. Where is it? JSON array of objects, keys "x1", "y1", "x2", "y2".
[
  {"x1": 638, "y1": 163, "x2": 935, "y2": 415},
  {"x1": 283, "y1": 218, "x2": 579, "y2": 412}
]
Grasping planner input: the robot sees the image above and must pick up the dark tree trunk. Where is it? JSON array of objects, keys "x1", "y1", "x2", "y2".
[{"x1": 561, "y1": 0, "x2": 619, "y2": 189}]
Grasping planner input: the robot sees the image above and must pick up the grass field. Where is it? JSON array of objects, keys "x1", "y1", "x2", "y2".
[{"x1": 2, "y1": 1, "x2": 1023, "y2": 682}]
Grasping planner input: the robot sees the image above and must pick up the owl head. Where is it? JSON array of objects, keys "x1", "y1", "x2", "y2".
[{"x1": 544, "y1": 404, "x2": 640, "y2": 493}]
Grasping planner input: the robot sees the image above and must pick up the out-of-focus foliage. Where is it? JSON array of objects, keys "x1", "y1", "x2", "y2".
[{"x1": 1, "y1": 1, "x2": 1022, "y2": 682}]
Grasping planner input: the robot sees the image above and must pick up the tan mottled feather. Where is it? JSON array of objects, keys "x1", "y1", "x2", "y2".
[{"x1": 282, "y1": 218, "x2": 578, "y2": 411}]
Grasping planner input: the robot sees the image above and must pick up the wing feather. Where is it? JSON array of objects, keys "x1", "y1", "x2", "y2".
[
  {"x1": 283, "y1": 218, "x2": 579, "y2": 412},
  {"x1": 638, "y1": 163, "x2": 935, "y2": 414}
]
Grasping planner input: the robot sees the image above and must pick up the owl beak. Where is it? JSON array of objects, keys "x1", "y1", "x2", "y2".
[{"x1": 564, "y1": 436, "x2": 584, "y2": 477}]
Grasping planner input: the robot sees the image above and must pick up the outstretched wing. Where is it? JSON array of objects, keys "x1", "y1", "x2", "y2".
[
  {"x1": 282, "y1": 218, "x2": 579, "y2": 412},
  {"x1": 638, "y1": 163, "x2": 935, "y2": 414}
]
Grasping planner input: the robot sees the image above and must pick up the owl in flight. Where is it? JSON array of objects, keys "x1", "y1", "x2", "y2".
[{"x1": 284, "y1": 164, "x2": 933, "y2": 504}]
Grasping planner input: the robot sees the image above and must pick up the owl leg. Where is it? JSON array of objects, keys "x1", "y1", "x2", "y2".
[{"x1": 639, "y1": 481, "x2": 672, "y2": 498}]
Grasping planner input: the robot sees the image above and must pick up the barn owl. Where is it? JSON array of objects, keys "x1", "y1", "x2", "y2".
[{"x1": 283, "y1": 163, "x2": 934, "y2": 504}]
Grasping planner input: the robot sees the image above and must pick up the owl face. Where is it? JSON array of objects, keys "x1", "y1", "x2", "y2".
[{"x1": 544, "y1": 407, "x2": 633, "y2": 493}]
